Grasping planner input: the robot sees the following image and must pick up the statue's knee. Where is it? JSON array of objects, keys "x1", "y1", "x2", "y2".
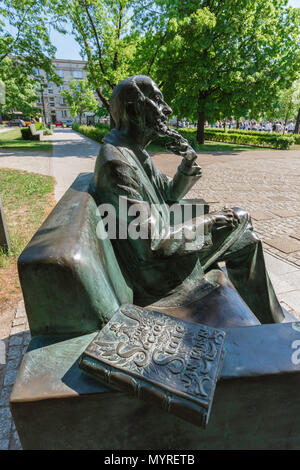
[{"x1": 232, "y1": 207, "x2": 251, "y2": 223}]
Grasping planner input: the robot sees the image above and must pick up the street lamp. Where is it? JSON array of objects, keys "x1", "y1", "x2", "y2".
[{"x1": 37, "y1": 79, "x2": 48, "y2": 126}]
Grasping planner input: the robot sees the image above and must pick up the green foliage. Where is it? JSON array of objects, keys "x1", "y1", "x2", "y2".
[
  {"x1": 264, "y1": 80, "x2": 300, "y2": 122},
  {"x1": 204, "y1": 129, "x2": 294, "y2": 149},
  {"x1": 95, "y1": 122, "x2": 110, "y2": 130},
  {"x1": 206, "y1": 128, "x2": 285, "y2": 138},
  {"x1": 294, "y1": 134, "x2": 300, "y2": 145},
  {"x1": 43, "y1": 127, "x2": 53, "y2": 136},
  {"x1": 135, "y1": 0, "x2": 300, "y2": 142},
  {"x1": 0, "y1": 58, "x2": 41, "y2": 116},
  {"x1": 60, "y1": 80, "x2": 98, "y2": 123},
  {"x1": 73, "y1": 121, "x2": 294, "y2": 149},
  {"x1": 0, "y1": 0, "x2": 56, "y2": 75},
  {"x1": 72, "y1": 122, "x2": 108, "y2": 142},
  {"x1": 0, "y1": 1, "x2": 60, "y2": 119},
  {"x1": 20, "y1": 127, "x2": 31, "y2": 140},
  {"x1": 0, "y1": 168, "x2": 54, "y2": 266},
  {"x1": 0, "y1": 128, "x2": 51, "y2": 150},
  {"x1": 49, "y1": 0, "x2": 140, "y2": 114}
]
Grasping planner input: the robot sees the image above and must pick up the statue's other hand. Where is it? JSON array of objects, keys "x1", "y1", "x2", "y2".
[{"x1": 211, "y1": 208, "x2": 240, "y2": 229}]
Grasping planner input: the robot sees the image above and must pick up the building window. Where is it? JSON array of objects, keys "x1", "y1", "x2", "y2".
[
  {"x1": 59, "y1": 85, "x2": 64, "y2": 91},
  {"x1": 48, "y1": 82, "x2": 53, "y2": 88},
  {"x1": 73, "y1": 71, "x2": 83, "y2": 79},
  {"x1": 59, "y1": 97, "x2": 66, "y2": 105},
  {"x1": 34, "y1": 68, "x2": 40, "y2": 76},
  {"x1": 57, "y1": 70, "x2": 64, "y2": 79},
  {"x1": 48, "y1": 89, "x2": 53, "y2": 94}
]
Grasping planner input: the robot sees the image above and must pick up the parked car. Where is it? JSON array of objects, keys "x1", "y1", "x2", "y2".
[
  {"x1": 65, "y1": 119, "x2": 73, "y2": 127},
  {"x1": 55, "y1": 121, "x2": 63, "y2": 127}
]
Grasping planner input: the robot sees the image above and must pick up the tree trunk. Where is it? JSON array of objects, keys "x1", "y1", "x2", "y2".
[
  {"x1": 196, "y1": 111, "x2": 205, "y2": 144},
  {"x1": 79, "y1": 113, "x2": 82, "y2": 124},
  {"x1": 295, "y1": 108, "x2": 300, "y2": 134}
]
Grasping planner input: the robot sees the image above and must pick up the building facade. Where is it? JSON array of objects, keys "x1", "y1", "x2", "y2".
[{"x1": 36, "y1": 59, "x2": 102, "y2": 124}]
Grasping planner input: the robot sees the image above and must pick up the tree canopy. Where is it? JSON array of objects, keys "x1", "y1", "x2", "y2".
[
  {"x1": 0, "y1": 0, "x2": 56, "y2": 76},
  {"x1": 50, "y1": 0, "x2": 140, "y2": 119},
  {"x1": 0, "y1": 0, "x2": 60, "y2": 118},
  {"x1": 60, "y1": 79, "x2": 99, "y2": 123},
  {"x1": 134, "y1": 0, "x2": 300, "y2": 141}
]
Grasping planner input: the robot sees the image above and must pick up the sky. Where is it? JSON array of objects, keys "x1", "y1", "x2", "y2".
[{"x1": 51, "y1": 0, "x2": 300, "y2": 60}]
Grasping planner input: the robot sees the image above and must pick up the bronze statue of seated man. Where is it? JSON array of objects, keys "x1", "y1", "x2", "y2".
[{"x1": 92, "y1": 75, "x2": 284, "y2": 325}]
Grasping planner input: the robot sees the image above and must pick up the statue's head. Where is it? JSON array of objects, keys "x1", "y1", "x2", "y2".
[{"x1": 110, "y1": 75, "x2": 172, "y2": 139}]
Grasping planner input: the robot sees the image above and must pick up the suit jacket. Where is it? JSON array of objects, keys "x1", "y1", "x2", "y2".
[{"x1": 92, "y1": 130, "x2": 223, "y2": 305}]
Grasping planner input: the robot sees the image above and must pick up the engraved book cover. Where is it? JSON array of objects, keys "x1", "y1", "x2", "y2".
[{"x1": 79, "y1": 304, "x2": 226, "y2": 428}]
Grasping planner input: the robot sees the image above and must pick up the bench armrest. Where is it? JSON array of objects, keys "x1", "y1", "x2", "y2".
[{"x1": 18, "y1": 173, "x2": 133, "y2": 336}]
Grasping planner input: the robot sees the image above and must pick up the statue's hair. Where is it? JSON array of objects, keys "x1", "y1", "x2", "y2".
[{"x1": 110, "y1": 75, "x2": 155, "y2": 126}]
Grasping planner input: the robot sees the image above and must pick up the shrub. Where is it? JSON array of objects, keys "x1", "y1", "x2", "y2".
[
  {"x1": 204, "y1": 129, "x2": 294, "y2": 149},
  {"x1": 95, "y1": 122, "x2": 110, "y2": 130},
  {"x1": 72, "y1": 123, "x2": 295, "y2": 150},
  {"x1": 35, "y1": 122, "x2": 44, "y2": 131},
  {"x1": 72, "y1": 123, "x2": 108, "y2": 142},
  {"x1": 21, "y1": 127, "x2": 31, "y2": 140},
  {"x1": 43, "y1": 128, "x2": 53, "y2": 136},
  {"x1": 294, "y1": 134, "x2": 300, "y2": 145}
]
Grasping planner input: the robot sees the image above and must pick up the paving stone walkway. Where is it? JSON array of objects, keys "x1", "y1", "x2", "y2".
[
  {"x1": 0, "y1": 131, "x2": 299, "y2": 449},
  {"x1": 153, "y1": 149, "x2": 300, "y2": 314}
]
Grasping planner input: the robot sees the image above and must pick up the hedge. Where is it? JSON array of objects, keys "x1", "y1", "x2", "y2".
[
  {"x1": 204, "y1": 129, "x2": 294, "y2": 149},
  {"x1": 72, "y1": 122, "x2": 108, "y2": 142},
  {"x1": 294, "y1": 134, "x2": 300, "y2": 145},
  {"x1": 72, "y1": 123, "x2": 295, "y2": 150},
  {"x1": 207, "y1": 128, "x2": 284, "y2": 138},
  {"x1": 20, "y1": 127, "x2": 31, "y2": 140}
]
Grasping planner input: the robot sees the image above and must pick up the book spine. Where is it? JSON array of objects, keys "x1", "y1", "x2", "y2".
[{"x1": 79, "y1": 355, "x2": 209, "y2": 428}]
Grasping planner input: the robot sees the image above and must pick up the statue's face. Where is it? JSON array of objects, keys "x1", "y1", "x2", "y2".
[{"x1": 142, "y1": 82, "x2": 173, "y2": 136}]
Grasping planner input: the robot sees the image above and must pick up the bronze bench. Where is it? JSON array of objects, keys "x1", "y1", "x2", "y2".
[{"x1": 10, "y1": 172, "x2": 300, "y2": 449}]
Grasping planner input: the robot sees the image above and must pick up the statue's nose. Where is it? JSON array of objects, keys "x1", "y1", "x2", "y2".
[{"x1": 163, "y1": 102, "x2": 172, "y2": 115}]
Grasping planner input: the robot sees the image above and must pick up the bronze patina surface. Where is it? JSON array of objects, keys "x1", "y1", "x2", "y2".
[
  {"x1": 0, "y1": 197, "x2": 10, "y2": 252},
  {"x1": 79, "y1": 304, "x2": 226, "y2": 428},
  {"x1": 10, "y1": 321, "x2": 300, "y2": 449},
  {"x1": 11, "y1": 74, "x2": 299, "y2": 450},
  {"x1": 92, "y1": 75, "x2": 285, "y2": 325}
]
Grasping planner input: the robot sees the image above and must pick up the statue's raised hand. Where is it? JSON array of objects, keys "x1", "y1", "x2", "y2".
[{"x1": 164, "y1": 130, "x2": 198, "y2": 167}]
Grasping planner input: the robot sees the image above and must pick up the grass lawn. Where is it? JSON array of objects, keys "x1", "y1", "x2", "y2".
[
  {"x1": 0, "y1": 168, "x2": 55, "y2": 311},
  {"x1": 0, "y1": 128, "x2": 52, "y2": 151}
]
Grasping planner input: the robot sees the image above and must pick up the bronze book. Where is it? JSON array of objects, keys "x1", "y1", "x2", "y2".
[{"x1": 79, "y1": 304, "x2": 226, "y2": 428}]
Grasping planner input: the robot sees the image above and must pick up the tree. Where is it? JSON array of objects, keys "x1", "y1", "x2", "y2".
[
  {"x1": 0, "y1": 0, "x2": 56, "y2": 77},
  {"x1": 60, "y1": 79, "x2": 98, "y2": 123},
  {"x1": 50, "y1": 0, "x2": 140, "y2": 124},
  {"x1": 264, "y1": 80, "x2": 300, "y2": 130},
  {"x1": 0, "y1": 57, "x2": 41, "y2": 118},
  {"x1": 134, "y1": 0, "x2": 300, "y2": 143},
  {"x1": 0, "y1": 0, "x2": 60, "y2": 121}
]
